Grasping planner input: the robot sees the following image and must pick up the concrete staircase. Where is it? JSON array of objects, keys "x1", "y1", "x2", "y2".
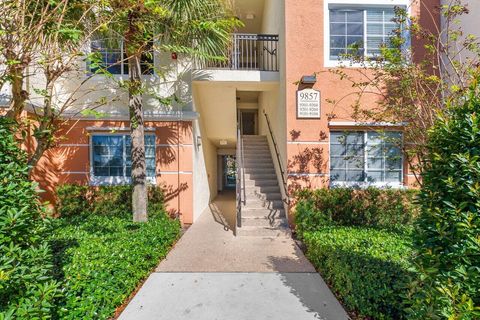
[{"x1": 237, "y1": 135, "x2": 289, "y2": 237}]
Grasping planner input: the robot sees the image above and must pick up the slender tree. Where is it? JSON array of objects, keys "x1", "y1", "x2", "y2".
[
  {"x1": 1, "y1": 0, "x2": 112, "y2": 171},
  {"x1": 98, "y1": 0, "x2": 239, "y2": 222}
]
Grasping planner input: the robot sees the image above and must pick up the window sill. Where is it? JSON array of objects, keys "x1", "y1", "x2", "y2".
[
  {"x1": 330, "y1": 181, "x2": 406, "y2": 189},
  {"x1": 87, "y1": 73, "x2": 156, "y2": 81},
  {"x1": 90, "y1": 176, "x2": 157, "y2": 186}
]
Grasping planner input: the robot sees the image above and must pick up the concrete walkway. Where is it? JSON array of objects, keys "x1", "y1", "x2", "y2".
[{"x1": 119, "y1": 192, "x2": 349, "y2": 320}]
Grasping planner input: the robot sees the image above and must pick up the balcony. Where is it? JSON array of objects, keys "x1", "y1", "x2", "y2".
[{"x1": 196, "y1": 34, "x2": 279, "y2": 72}]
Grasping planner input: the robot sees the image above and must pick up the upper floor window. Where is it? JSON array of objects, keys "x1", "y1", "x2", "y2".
[
  {"x1": 89, "y1": 38, "x2": 154, "y2": 75},
  {"x1": 326, "y1": 3, "x2": 407, "y2": 66}
]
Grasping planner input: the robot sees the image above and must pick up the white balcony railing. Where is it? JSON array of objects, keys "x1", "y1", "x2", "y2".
[{"x1": 196, "y1": 33, "x2": 279, "y2": 72}]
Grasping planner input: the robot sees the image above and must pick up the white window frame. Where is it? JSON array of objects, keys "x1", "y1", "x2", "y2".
[
  {"x1": 89, "y1": 133, "x2": 157, "y2": 186},
  {"x1": 87, "y1": 38, "x2": 156, "y2": 78},
  {"x1": 324, "y1": 0, "x2": 411, "y2": 68},
  {"x1": 329, "y1": 130, "x2": 405, "y2": 188}
]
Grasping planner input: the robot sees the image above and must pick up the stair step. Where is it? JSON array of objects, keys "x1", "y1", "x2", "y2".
[
  {"x1": 244, "y1": 169, "x2": 276, "y2": 175},
  {"x1": 236, "y1": 226, "x2": 290, "y2": 237},
  {"x1": 246, "y1": 192, "x2": 283, "y2": 201},
  {"x1": 244, "y1": 163, "x2": 275, "y2": 168},
  {"x1": 241, "y1": 208, "x2": 286, "y2": 218},
  {"x1": 244, "y1": 173, "x2": 277, "y2": 180},
  {"x1": 244, "y1": 185, "x2": 281, "y2": 193},
  {"x1": 242, "y1": 136, "x2": 267, "y2": 140},
  {"x1": 244, "y1": 179, "x2": 278, "y2": 187},
  {"x1": 244, "y1": 199, "x2": 284, "y2": 209},
  {"x1": 241, "y1": 217, "x2": 288, "y2": 228}
]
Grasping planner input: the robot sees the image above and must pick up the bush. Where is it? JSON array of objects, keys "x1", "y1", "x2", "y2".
[
  {"x1": 55, "y1": 185, "x2": 178, "y2": 319},
  {"x1": 304, "y1": 227, "x2": 414, "y2": 319},
  {"x1": 408, "y1": 81, "x2": 480, "y2": 318},
  {"x1": 295, "y1": 187, "x2": 419, "y2": 237},
  {"x1": 0, "y1": 118, "x2": 59, "y2": 318},
  {"x1": 57, "y1": 184, "x2": 166, "y2": 217},
  {"x1": 49, "y1": 211, "x2": 180, "y2": 319}
]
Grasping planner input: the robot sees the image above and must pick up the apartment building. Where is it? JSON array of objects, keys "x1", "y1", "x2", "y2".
[{"x1": 6, "y1": 0, "x2": 440, "y2": 233}]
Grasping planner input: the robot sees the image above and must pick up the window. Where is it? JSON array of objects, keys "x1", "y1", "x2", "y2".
[
  {"x1": 89, "y1": 38, "x2": 154, "y2": 75},
  {"x1": 330, "y1": 131, "x2": 403, "y2": 186},
  {"x1": 91, "y1": 135, "x2": 156, "y2": 183},
  {"x1": 328, "y1": 5, "x2": 405, "y2": 61}
]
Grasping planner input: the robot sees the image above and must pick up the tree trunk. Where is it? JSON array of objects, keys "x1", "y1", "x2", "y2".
[
  {"x1": 126, "y1": 18, "x2": 148, "y2": 222},
  {"x1": 5, "y1": 66, "x2": 28, "y2": 121},
  {"x1": 27, "y1": 81, "x2": 54, "y2": 175}
]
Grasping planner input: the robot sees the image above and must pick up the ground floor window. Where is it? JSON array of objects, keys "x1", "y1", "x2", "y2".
[
  {"x1": 91, "y1": 134, "x2": 156, "y2": 184},
  {"x1": 330, "y1": 131, "x2": 403, "y2": 186}
]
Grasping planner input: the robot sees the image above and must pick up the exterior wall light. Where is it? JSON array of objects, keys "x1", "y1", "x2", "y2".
[
  {"x1": 301, "y1": 75, "x2": 317, "y2": 84},
  {"x1": 219, "y1": 140, "x2": 228, "y2": 146},
  {"x1": 196, "y1": 136, "x2": 202, "y2": 147}
]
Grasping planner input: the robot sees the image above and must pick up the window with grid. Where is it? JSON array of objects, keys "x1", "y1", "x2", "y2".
[
  {"x1": 329, "y1": 6, "x2": 403, "y2": 61},
  {"x1": 89, "y1": 39, "x2": 154, "y2": 75},
  {"x1": 330, "y1": 131, "x2": 403, "y2": 184},
  {"x1": 92, "y1": 135, "x2": 156, "y2": 178}
]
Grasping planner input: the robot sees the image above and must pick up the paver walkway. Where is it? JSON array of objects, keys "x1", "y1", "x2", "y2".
[{"x1": 119, "y1": 192, "x2": 349, "y2": 320}]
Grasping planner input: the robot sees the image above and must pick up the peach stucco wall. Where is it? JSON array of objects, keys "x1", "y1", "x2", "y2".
[
  {"x1": 30, "y1": 120, "x2": 195, "y2": 224},
  {"x1": 284, "y1": 0, "x2": 439, "y2": 194}
]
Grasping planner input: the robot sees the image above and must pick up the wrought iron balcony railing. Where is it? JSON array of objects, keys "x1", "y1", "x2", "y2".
[{"x1": 196, "y1": 33, "x2": 279, "y2": 72}]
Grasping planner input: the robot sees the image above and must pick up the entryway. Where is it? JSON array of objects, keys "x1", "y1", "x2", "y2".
[{"x1": 239, "y1": 110, "x2": 258, "y2": 135}]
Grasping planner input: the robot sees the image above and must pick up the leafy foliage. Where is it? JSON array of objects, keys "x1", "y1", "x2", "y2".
[
  {"x1": 304, "y1": 227, "x2": 414, "y2": 319},
  {"x1": 295, "y1": 187, "x2": 420, "y2": 319},
  {"x1": 408, "y1": 77, "x2": 480, "y2": 319},
  {"x1": 0, "y1": 118, "x2": 59, "y2": 318},
  {"x1": 56, "y1": 184, "x2": 166, "y2": 218},
  {"x1": 295, "y1": 187, "x2": 419, "y2": 237},
  {"x1": 52, "y1": 184, "x2": 180, "y2": 319}
]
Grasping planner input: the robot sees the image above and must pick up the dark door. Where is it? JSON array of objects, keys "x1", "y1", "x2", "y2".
[{"x1": 241, "y1": 111, "x2": 256, "y2": 135}]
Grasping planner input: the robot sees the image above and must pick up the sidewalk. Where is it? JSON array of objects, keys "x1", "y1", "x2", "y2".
[{"x1": 119, "y1": 192, "x2": 349, "y2": 320}]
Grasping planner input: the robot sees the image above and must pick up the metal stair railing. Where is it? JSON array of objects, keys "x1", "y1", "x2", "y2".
[
  {"x1": 236, "y1": 127, "x2": 246, "y2": 230},
  {"x1": 262, "y1": 109, "x2": 290, "y2": 206}
]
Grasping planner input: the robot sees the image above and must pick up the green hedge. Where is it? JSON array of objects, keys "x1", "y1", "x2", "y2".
[
  {"x1": 0, "y1": 118, "x2": 59, "y2": 319},
  {"x1": 49, "y1": 185, "x2": 180, "y2": 319},
  {"x1": 295, "y1": 187, "x2": 420, "y2": 319},
  {"x1": 56, "y1": 184, "x2": 166, "y2": 217},
  {"x1": 295, "y1": 187, "x2": 419, "y2": 237},
  {"x1": 304, "y1": 227, "x2": 413, "y2": 319}
]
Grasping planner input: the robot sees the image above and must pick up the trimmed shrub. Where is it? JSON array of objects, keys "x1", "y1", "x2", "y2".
[
  {"x1": 408, "y1": 81, "x2": 480, "y2": 318},
  {"x1": 57, "y1": 184, "x2": 166, "y2": 217},
  {"x1": 49, "y1": 212, "x2": 180, "y2": 319},
  {"x1": 304, "y1": 227, "x2": 414, "y2": 319},
  {"x1": 53, "y1": 184, "x2": 178, "y2": 318},
  {"x1": 295, "y1": 187, "x2": 419, "y2": 237},
  {"x1": 0, "y1": 118, "x2": 59, "y2": 318}
]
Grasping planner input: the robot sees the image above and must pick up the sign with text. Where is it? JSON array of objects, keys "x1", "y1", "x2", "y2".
[{"x1": 297, "y1": 89, "x2": 321, "y2": 119}]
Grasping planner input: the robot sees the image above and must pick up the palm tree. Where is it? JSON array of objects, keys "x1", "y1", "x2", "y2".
[{"x1": 99, "y1": 0, "x2": 239, "y2": 222}]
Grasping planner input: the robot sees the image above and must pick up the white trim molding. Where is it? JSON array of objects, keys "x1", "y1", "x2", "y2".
[
  {"x1": 328, "y1": 121, "x2": 407, "y2": 127},
  {"x1": 287, "y1": 141, "x2": 330, "y2": 145},
  {"x1": 288, "y1": 172, "x2": 329, "y2": 177},
  {"x1": 86, "y1": 127, "x2": 156, "y2": 132}
]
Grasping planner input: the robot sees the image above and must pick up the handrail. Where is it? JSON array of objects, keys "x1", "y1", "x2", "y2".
[
  {"x1": 262, "y1": 110, "x2": 290, "y2": 205},
  {"x1": 236, "y1": 127, "x2": 246, "y2": 229},
  {"x1": 196, "y1": 33, "x2": 279, "y2": 71}
]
